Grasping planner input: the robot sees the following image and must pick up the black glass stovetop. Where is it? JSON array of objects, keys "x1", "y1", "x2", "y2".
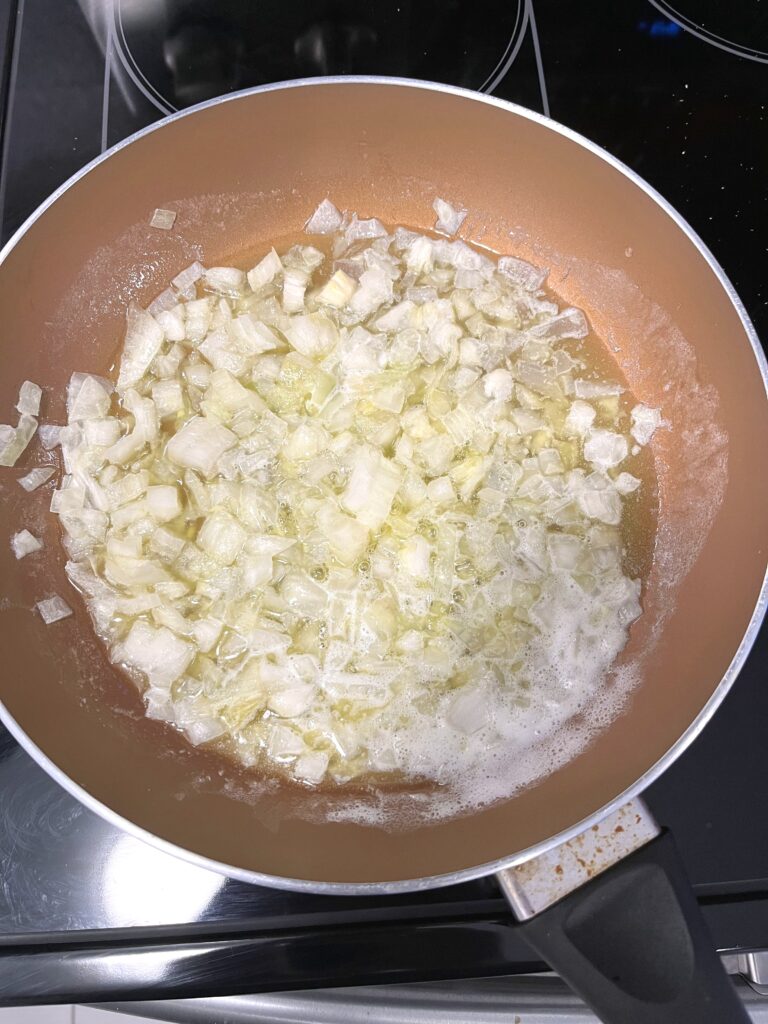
[{"x1": 0, "y1": 0, "x2": 766, "y2": 1005}]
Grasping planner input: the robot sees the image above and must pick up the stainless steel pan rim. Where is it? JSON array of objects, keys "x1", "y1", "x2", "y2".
[{"x1": 1, "y1": 76, "x2": 765, "y2": 896}]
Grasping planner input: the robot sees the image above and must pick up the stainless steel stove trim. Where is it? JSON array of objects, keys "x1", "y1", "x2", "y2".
[
  {"x1": 92, "y1": 970, "x2": 768, "y2": 1023},
  {"x1": 736, "y1": 952, "x2": 768, "y2": 996},
  {"x1": 0, "y1": 76, "x2": 766, "y2": 897}
]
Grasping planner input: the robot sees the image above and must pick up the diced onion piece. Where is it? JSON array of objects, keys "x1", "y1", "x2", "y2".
[
  {"x1": 184, "y1": 717, "x2": 226, "y2": 746},
  {"x1": 574, "y1": 380, "x2": 622, "y2": 399},
  {"x1": 400, "y1": 535, "x2": 431, "y2": 579},
  {"x1": 11, "y1": 529, "x2": 43, "y2": 559},
  {"x1": 583, "y1": 429, "x2": 629, "y2": 472},
  {"x1": 231, "y1": 315, "x2": 280, "y2": 354},
  {"x1": 117, "y1": 306, "x2": 164, "y2": 391},
  {"x1": 198, "y1": 509, "x2": 247, "y2": 564},
  {"x1": 16, "y1": 381, "x2": 42, "y2": 416},
  {"x1": 18, "y1": 465, "x2": 55, "y2": 492},
  {"x1": 341, "y1": 446, "x2": 403, "y2": 528},
  {"x1": 317, "y1": 270, "x2": 357, "y2": 308},
  {"x1": 282, "y1": 268, "x2": 308, "y2": 312},
  {"x1": 268, "y1": 682, "x2": 316, "y2": 718},
  {"x1": 247, "y1": 248, "x2": 282, "y2": 292},
  {"x1": 36, "y1": 595, "x2": 73, "y2": 624},
  {"x1": 483, "y1": 368, "x2": 514, "y2": 401},
  {"x1": 171, "y1": 261, "x2": 205, "y2": 292},
  {"x1": 547, "y1": 533, "x2": 582, "y2": 571},
  {"x1": 151, "y1": 379, "x2": 184, "y2": 419},
  {"x1": 349, "y1": 267, "x2": 392, "y2": 319},
  {"x1": 531, "y1": 307, "x2": 589, "y2": 342},
  {"x1": 316, "y1": 504, "x2": 369, "y2": 565},
  {"x1": 426, "y1": 475, "x2": 455, "y2": 506},
  {"x1": 150, "y1": 526, "x2": 185, "y2": 561},
  {"x1": 149, "y1": 208, "x2": 177, "y2": 230},
  {"x1": 564, "y1": 400, "x2": 596, "y2": 436},
  {"x1": 342, "y1": 215, "x2": 387, "y2": 247},
  {"x1": 615, "y1": 472, "x2": 641, "y2": 495},
  {"x1": 184, "y1": 298, "x2": 213, "y2": 345},
  {"x1": 285, "y1": 313, "x2": 338, "y2": 357},
  {"x1": 293, "y1": 749, "x2": 329, "y2": 784},
  {"x1": 114, "y1": 620, "x2": 193, "y2": 689},
  {"x1": 630, "y1": 404, "x2": 664, "y2": 445},
  {"x1": 267, "y1": 724, "x2": 305, "y2": 760},
  {"x1": 498, "y1": 255, "x2": 548, "y2": 291},
  {"x1": 203, "y1": 266, "x2": 245, "y2": 297},
  {"x1": 67, "y1": 374, "x2": 113, "y2": 425},
  {"x1": 433, "y1": 197, "x2": 468, "y2": 236},
  {"x1": 155, "y1": 307, "x2": 186, "y2": 341},
  {"x1": 39, "y1": 424, "x2": 62, "y2": 450},
  {"x1": 165, "y1": 416, "x2": 237, "y2": 477},
  {"x1": 406, "y1": 237, "x2": 434, "y2": 274},
  {"x1": 146, "y1": 484, "x2": 181, "y2": 522},
  {"x1": 305, "y1": 198, "x2": 343, "y2": 235},
  {"x1": 147, "y1": 288, "x2": 178, "y2": 318},
  {"x1": 0, "y1": 414, "x2": 37, "y2": 467},
  {"x1": 577, "y1": 487, "x2": 621, "y2": 525}
]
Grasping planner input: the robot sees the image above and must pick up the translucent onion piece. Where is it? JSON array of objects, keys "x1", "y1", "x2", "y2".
[
  {"x1": 18, "y1": 466, "x2": 55, "y2": 491},
  {"x1": 0, "y1": 414, "x2": 37, "y2": 467},
  {"x1": 16, "y1": 380, "x2": 42, "y2": 416},
  {"x1": 11, "y1": 529, "x2": 43, "y2": 559},
  {"x1": 150, "y1": 208, "x2": 177, "y2": 230},
  {"x1": 433, "y1": 197, "x2": 468, "y2": 236},
  {"x1": 631, "y1": 404, "x2": 665, "y2": 445},
  {"x1": 305, "y1": 198, "x2": 343, "y2": 235},
  {"x1": 172, "y1": 261, "x2": 205, "y2": 292},
  {"x1": 36, "y1": 595, "x2": 72, "y2": 624}
]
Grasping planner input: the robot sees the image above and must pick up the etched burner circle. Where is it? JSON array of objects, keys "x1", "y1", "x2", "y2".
[{"x1": 114, "y1": 0, "x2": 527, "y2": 114}]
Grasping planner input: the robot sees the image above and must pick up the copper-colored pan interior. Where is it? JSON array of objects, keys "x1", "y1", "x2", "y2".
[{"x1": 0, "y1": 82, "x2": 766, "y2": 884}]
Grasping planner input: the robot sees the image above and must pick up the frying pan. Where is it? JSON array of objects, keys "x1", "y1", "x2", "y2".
[{"x1": 0, "y1": 78, "x2": 766, "y2": 1023}]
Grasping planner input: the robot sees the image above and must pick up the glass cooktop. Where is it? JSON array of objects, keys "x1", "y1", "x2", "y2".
[{"x1": 0, "y1": 0, "x2": 766, "y2": 1005}]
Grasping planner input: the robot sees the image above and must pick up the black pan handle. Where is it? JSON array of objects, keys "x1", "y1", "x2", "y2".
[{"x1": 515, "y1": 830, "x2": 750, "y2": 1024}]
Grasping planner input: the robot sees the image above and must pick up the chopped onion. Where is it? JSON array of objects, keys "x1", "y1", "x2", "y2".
[
  {"x1": 498, "y1": 255, "x2": 548, "y2": 291},
  {"x1": 341, "y1": 446, "x2": 403, "y2": 528},
  {"x1": 172, "y1": 261, "x2": 205, "y2": 292},
  {"x1": 114, "y1": 620, "x2": 193, "y2": 688},
  {"x1": 149, "y1": 208, "x2": 177, "y2": 230},
  {"x1": 16, "y1": 381, "x2": 42, "y2": 416},
  {"x1": 36, "y1": 595, "x2": 73, "y2": 624},
  {"x1": 0, "y1": 414, "x2": 37, "y2": 467},
  {"x1": 18, "y1": 465, "x2": 55, "y2": 491},
  {"x1": 483, "y1": 368, "x2": 514, "y2": 401},
  {"x1": 52, "y1": 197, "x2": 654, "y2": 793},
  {"x1": 11, "y1": 529, "x2": 43, "y2": 559},
  {"x1": 433, "y1": 197, "x2": 468, "y2": 236},
  {"x1": 284, "y1": 313, "x2": 338, "y2": 357},
  {"x1": 318, "y1": 270, "x2": 357, "y2": 308},
  {"x1": 247, "y1": 248, "x2": 282, "y2": 293},
  {"x1": 203, "y1": 267, "x2": 245, "y2": 297},
  {"x1": 305, "y1": 198, "x2": 343, "y2": 235},
  {"x1": 630, "y1": 404, "x2": 664, "y2": 445},
  {"x1": 39, "y1": 424, "x2": 62, "y2": 450},
  {"x1": 165, "y1": 416, "x2": 237, "y2": 477},
  {"x1": 583, "y1": 429, "x2": 629, "y2": 471},
  {"x1": 117, "y1": 306, "x2": 164, "y2": 391},
  {"x1": 531, "y1": 308, "x2": 589, "y2": 342},
  {"x1": 147, "y1": 288, "x2": 178, "y2": 317}
]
